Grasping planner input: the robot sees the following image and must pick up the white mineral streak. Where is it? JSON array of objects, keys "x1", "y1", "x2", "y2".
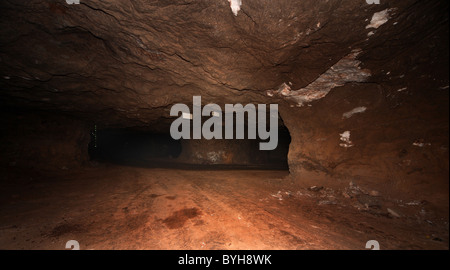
[
  {"x1": 270, "y1": 49, "x2": 371, "y2": 106},
  {"x1": 339, "y1": 131, "x2": 353, "y2": 148},
  {"x1": 228, "y1": 0, "x2": 242, "y2": 16},
  {"x1": 343, "y1": 106, "x2": 367, "y2": 119},
  {"x1": 366, "y1": 9, "x2": 394, "y2": 29}
]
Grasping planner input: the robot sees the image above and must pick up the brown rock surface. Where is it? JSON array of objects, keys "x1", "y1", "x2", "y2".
[
  {"x1": 1, "y1": 0, "x2": 448, "y2": 195},
  {"x1": 0, "y1": 0, "x2": 448, "y2": 250}
]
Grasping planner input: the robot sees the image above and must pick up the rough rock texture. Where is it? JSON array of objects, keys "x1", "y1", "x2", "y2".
[
  {"x1": 1, "y1": 0, "x2": 431, "y2": 126},
  {"x1": 277, "y1": 0, "x2": 449, "y2": 202},
  {"x1": 0, "y1": 0, "x2": 448, "y2": 201}
]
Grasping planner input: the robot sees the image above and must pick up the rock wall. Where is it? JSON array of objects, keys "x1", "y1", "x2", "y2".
[
  {"x1": 273, "y1": 0, "x2": 449, "y2": 200},
  {"x1": 280, "y1": 82, "x2": 448, "y2": 203},
  {"x1": 0, "y1": 112, "x2": 91, "y2": 170},
  {"x1": 0, "y1": 0, "x2": 447, "y2": 201}
]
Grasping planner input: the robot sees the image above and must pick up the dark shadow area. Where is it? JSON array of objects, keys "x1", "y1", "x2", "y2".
[
  {"x1": 88, "y1": 126, "x2": 291, "y2": 170},
  {"x1": 89, "y1": 128, "x2": 182, "y2": 167}
]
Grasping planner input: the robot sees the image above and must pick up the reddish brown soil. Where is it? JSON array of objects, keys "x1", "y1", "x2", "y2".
[{"x1": 0, "y1": 165, "x2": 447, "y2": 250}]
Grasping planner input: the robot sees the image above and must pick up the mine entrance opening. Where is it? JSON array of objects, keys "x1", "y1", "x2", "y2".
[{"x1": 88, "y1": 124, "x2": 291, "y2": 170}]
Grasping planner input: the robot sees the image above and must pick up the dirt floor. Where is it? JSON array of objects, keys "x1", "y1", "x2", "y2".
[{"x1": 0, "y1": 165, "x2": 448, "y2": 250}]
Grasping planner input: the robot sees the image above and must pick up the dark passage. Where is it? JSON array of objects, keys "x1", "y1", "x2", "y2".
[
  {"x1": 89, "y1": 128, "x2": 182, "y2": 167},
  {"x1": 88, "y1": 126, "x2": 291, "y2": 170}
]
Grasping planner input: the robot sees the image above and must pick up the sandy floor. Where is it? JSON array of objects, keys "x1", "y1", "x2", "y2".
[{"x1": 0, "y1": 165, "x2": 448, "y2": 250}]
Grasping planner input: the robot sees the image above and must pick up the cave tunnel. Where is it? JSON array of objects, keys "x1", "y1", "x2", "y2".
[
  {"x1": 0, "y1": 0, "x2": 449, "y2": 255},
  {"x1": 88, "y1": 124, "x2": 291, "y2": 170}
]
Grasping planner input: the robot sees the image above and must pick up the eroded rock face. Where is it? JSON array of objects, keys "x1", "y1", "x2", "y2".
[
  {"x1": 276, "y1": 0, "x2": 449, "y2": 198},
  {"x1": 0, "y1": 1, "x2": 448, "y2": 198},
  {"x1": 1, "y1": 0, "x2": 422, "y2": 126}
]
